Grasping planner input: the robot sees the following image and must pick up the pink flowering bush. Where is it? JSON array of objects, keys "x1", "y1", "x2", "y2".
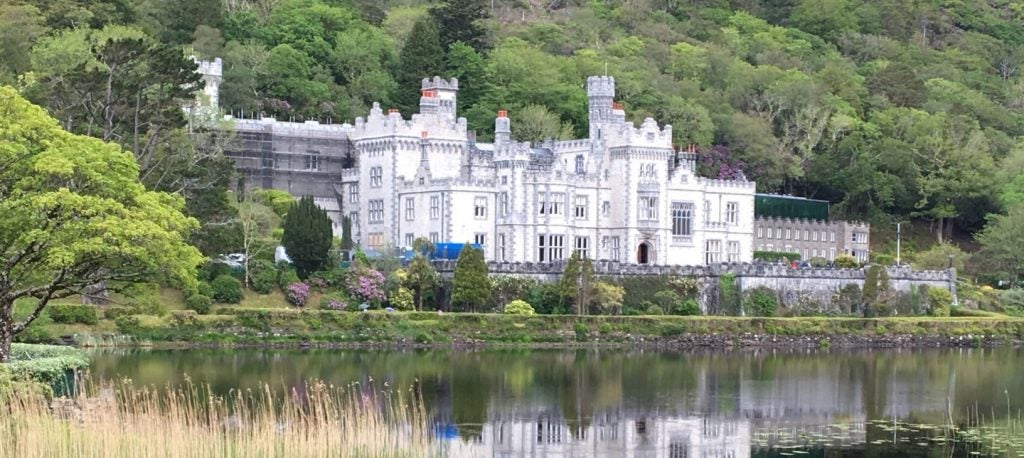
[
  {"x1": 346, "y1": 269, "x2": 386, "y2": 306},
  {"x1": 286, "y1": 282, "x2": 310, "y2": 307}
]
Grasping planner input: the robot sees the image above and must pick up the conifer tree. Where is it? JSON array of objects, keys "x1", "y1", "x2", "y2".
[
  {"x1": 559, "y1": 251, "x2": 595, "y2": 315},
  {"x1": 450, "y1": 244, "x2": 491, "y2": 311},
  {"x1": 281, "y1": 196, "x2": 333, "y2": 278},
  {"x1": 431, "y1": 0, "x2": 489, "y2": 53},
  {"x1": 393, "y1": 17, "x2": 445, "y2": 115},
  {"x1": 340, "y1": 216, "x2": 354, "y2": 250}
]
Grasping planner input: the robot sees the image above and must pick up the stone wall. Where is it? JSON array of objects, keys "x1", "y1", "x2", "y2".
[{"x1": 430, "y1": 260, "x2": 957, "y2": 314}]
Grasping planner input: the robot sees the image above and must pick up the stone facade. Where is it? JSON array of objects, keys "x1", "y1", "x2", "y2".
[
  {"x1": 197, "y1": 58, "x2": 757, "y2": 265},
  {"x1": 754, "y1": 217, "x2": 870, "y2": 262}
]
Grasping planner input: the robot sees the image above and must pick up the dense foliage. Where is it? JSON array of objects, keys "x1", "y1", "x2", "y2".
[
  {"x1": 281, "y1": 196, "x2": 333, "y2": 278},
  {"x1": 451, "y1": 246, "x2": 491, "y2": 311}
]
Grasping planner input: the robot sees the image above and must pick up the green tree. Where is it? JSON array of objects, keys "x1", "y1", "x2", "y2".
[
  {"x1": 404, "y1": 237, "x2": 439, "y2": 311},
  {"x1": 559, "y1": 251, "x2": 595, "y2": 315},
  {"x1": 280, "y1": 196, "x2": 333, "y2": 278},
  {"x1": 430, "y1": 0, "x2": 489, "y2": 53},
  {"x1": 446, "y1": 41, "x2": 488, "y2": 111},
  {"x1": 512, "y1": 105, "x2": 575, "y2": 143},
  {"x1": 0, "y1": 4, "x2": 46, "y2": 82},
  {"x1": 0, "y1": 88, "x2": 203, "y2": 362},
  {"x1": 393, "y1": 17, "x2": 445, "y2": 115},
  {"x1": 237, "y1": 190, "x2": 280, "y2": 288},
  {"x1": 450, "y1": 245, "x2": 490, "y2": 311},
  {"x1": 975, "y1": 206, "x2": 1024, "y2": 286}
]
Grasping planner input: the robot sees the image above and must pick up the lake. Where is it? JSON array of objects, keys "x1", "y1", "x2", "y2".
[{"x1": 87, "y1": 347, "x2": 1024, "y2": 457}]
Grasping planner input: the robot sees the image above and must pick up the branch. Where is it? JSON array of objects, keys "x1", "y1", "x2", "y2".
[{"x1": 10, "y1": 267, "x2": 67, "y2": 334}]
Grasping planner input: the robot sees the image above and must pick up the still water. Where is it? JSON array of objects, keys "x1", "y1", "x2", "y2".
[{"x1": 88, "y1": 348, "x2": 1024, "y2": 457}]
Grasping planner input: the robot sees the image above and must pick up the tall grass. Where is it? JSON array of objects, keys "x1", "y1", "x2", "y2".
[{"x1": 0, "y1": 376, "x2": 434, "y2": 457}]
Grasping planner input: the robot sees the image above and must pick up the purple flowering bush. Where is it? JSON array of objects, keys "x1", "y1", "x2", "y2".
[
  {"x1": 285, "y1": 282, "x2": 310, "y2": 307},
  {"x1": 346, "y1": 269, "x2": 386, "y2": 306}
]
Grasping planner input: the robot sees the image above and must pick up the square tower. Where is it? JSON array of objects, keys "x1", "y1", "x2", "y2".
[{"x1": 421, "y1": 77, "x2": 459, "y2": 123}]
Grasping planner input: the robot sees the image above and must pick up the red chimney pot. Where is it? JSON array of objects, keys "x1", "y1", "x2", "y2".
[{"x1": 497, "y1": 110, "x2": 507, "y2": 118}]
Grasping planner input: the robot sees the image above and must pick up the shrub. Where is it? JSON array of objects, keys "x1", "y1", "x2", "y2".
[
  {"x1": 808, "y1": 257, "x2": 829, "y2": 268},
  {"x1": 196, "y1": 281, "x2": 214, "y2": 298},
  {"x1": 667, "y1": 277, "x2": 700, "y2": 299},
  {"x1": 46, "y1": 304, "x2": 98, "y2": 325},
  {"x1": 489, "y1": 276, "x2": 539, "y2": 310},
  {"x1": 346, "y1": 269, "x2": 386, "y2": 306},
  {"x1": 574, "y1": 322, "x2": 588, "y2": 341},
  {"x1": 285, "y1": 282, "x2": 311, "y2": 307},
  {"x1": 199, "y1": 261, "x2": 236, "y2": 282},
  {"x1": 248, "y1": 260, "x2": 277, "y2": 294},
  {"x1": 389, "y1": 287, "x2": 415, "y2": 311},
  {"x1": 1000, "y1": 289, "x2": 1024, "y2": 316},
  {"x1": 675, "y1": 299, "x2": 701, "y2": 316},
  {"x1": 653, "y1": 290, "x2": 682, "y2": 313},
  {"x1": 831, "y1": 284, "x2": 863, "y2": 315},
  {"x1": 744, "y1": 287, "x2": 778, "y2": 317},
  {"x1": 598, "y1": 322, "x2": 612, "y2": 334},
  {"x1": 590, "y1": 282, "x2": 625, "y2": 315},
  {"x1": 927, "y1": 287, "x2": 953, "y2": 317},
  {"x1": 278, "y1": 268, "x2": 300, "y2": 290},
  {"x1": 644, "y1": 303, "x2": 664, "y2": 315},
  {"x1": 210, "y1": 275, "x2": 244, "y2": 304},
  {"x1": 912, "y1": 242, "x2": 969, "y2": 272},
  {"x1": 525, "y1": 283, "x2": 565, "y2": 315},
  {"x1": 103, "y1": 307, "x2": 133, "y2": 321},
  {"x1": 833, "y1": 255, "x2": 859, "y2": 269},
  {"x1": 717, "y1": 274, "x2": 741, "y2": 315},
  {"x1": 503, "y1": 300, "x2": 535, "y2": 315},
  {"x1": 185, "y1": 294, "x2": 212, "y2": 315},
  {"x1": 753, "y1": 251, "x2": 801, "y2": 262}
]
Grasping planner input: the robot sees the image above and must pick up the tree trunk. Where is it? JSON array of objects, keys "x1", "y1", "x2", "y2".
[{"x1": 0, "y1": 306, "x2": 12, "y2": 363}]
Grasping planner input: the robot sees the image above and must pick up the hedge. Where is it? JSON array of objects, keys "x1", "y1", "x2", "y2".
[
  {"x1": 753, "y1": 251, "x2": 801, "y2": 262},
  {"x1": 46, "y1": 304, "x2": 98, "y2": 325}
]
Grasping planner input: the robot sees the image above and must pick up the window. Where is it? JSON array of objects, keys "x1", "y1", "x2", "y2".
[
  {"x1": 348, "y1": 184, "x2": 358, "y2": 203},
  {"x1": 575, "y1": 195, "x2": 588, "y2": 219},
  {"x1": 369, "y1": 166, "x2": 383, "y2": 187},
  {"x1": 405, "y1": 197, "x2": 414, "y2": 221},
  {"x1": 785, "y1": 229, "x2": 791, "y2": 240},
  {"x1": 429, "y1": 232, "x2": 439, "y2": 244},
  {"x1": 538, "y1": 193, "x2": 547, "y2": 215},
  {"x1": 767, "y1": 228, "x2": 773, "y2": 240},
  {"x1": 574, "y1": 236, "x2": 589, "y2": 258},
  {"x1": 575, "y1": 155, "x2": 585, "y2": 175},
  {"x1": 795, "y1": 229, "x2": 801, "y2": 241},
  {"x1": 830, "y1": 231, "x2": 836, "y2": 243},
  {"x1": 820, "y1": 231, "x2": 826, "y2": 241},
  {"x1": 804, "y1": 230, "x2": 810, "y2": 240},
  {"x1": 500, "y1": 192, "x2": 509, "y2": 217},
  {"x1": 549, "y1": 235, "x2": 564, "y2": 261},
  {"x1": 705, "y1": 239, "x2": 722, "y2": 264},
  {"x1": 539, "y1": 234, "x2": 565, "y2": 262},
  {"x1": 474, "y1": 196, "x2": 487, "y2": 219},
  {"x1": 671, "y1": 202, "x2": 694, "y2": 238},
  {"x1": 601, "y1": 201, "x2": 610, "y2": 216},
  {"x1": 757, "y1": 227, "x2": 763, "y2": 238},
  {"x1": 829, "y1": 248, "x2": 836, "y2": 260},
  {"x1": 368, "y1": 200, "x2": 384, "y2": 223},
  {"x1": 609, "y1": 236, "x2": 621, "y2": 261},
  {"x1": 727, "y1": 241, "x2": 740, "y2": 263},
  {"x1": 766, "y1": 244, "x2": 773, "y2": 251},
  {"x1": 474, "y1": 233, "x2": 486, "y2": 246},
  {"x1": 304, "y1": 150, "x2": 320, "y2": 171},
  {"x1": 430, "y1": 195, "x2": 440, "y2": 219},
  {"x1": 367, "y1": 232, "x2": 384, "y2": 248},
  {"x1": 852, "y1": 232, "x2": 868, "y2": 243},
  {"x1": 550, "y1": 193, "x2": 564, "y2": 215},
  {"x1": 812, "y1": 249, "x2": 818, "y2": 257},
  {"x1": 726, "y1": 202, "x2": 738, "y2": 225},
  {"x1": 812, "y1": 231, "x2": 819, "y2": 241},
  {"x1": 404, "y1": 233, "x2": 414, "y2": 247},
  {"x1": 640, "y1": 163, "x2": 656, "y2": 179},
  {"x1": 501, "y1": 176, "x2": 507, "y2": 185},
  {"x1": 498, "y1": 234, "x2": 506, "y2": 261},
  {"x1": 639, "y1": 196, "x2": 658, "y2": 221}
]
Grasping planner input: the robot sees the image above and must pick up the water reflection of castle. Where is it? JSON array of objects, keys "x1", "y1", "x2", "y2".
[{"x1": 442, "y1": 414, "x2": 750, "y2": 457}]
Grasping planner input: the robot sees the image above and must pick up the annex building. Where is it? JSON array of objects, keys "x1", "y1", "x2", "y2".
[{"x1": 198, "y1": 59, "x2": 757, "y2": 265}]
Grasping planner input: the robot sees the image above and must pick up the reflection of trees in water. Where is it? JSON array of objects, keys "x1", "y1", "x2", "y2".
[{"x1": 87, "y1": 347, "x2": 1024, "y2": 433}]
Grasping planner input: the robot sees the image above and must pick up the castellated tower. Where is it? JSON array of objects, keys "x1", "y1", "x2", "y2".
[
  {"x1": 421, "y1": 77, "x2": 459, "y2": 123},
  {"x1": 494, "y1": 110, "x2": 510, "y2": 144},
  {"x1": 587, "y1": 76, "x2": 615, "y2": 140}
]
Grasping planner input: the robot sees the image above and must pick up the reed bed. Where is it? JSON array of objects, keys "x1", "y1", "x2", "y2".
[{"x1": 0, "y1": 377, "x2": 435, "y2": 458}]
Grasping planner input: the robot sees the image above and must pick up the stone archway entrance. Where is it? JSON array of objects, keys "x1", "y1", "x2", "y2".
[{"x1": 637, "y1": 242, "x2": 652, "y2": 265}]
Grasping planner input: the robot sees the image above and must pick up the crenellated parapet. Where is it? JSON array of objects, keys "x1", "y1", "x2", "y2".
[
  {"x1": 697, "y1": 176, "x2": 756, "y2": 191},
  {"x1": 229, "y1": 116, "x2": 354, "y2": 139},
  {"x1": 422, "y1": 76, "x2": 459, "y2": 91}
]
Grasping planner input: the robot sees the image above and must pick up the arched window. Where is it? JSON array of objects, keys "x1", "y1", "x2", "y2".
[{"x1": 575, "y1": 155, "x2": 585, "y2": 175}]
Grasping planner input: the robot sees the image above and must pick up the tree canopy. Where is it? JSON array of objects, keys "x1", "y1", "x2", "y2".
[
  {"x1": 0, "y1": 87, "x2": 202, "y2": 362},
  {"x1": 280, "y1": 196, "x2": 333, "y2": 279}
]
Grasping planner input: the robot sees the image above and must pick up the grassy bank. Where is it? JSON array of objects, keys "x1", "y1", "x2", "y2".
[{"x1": 30, "y1": 307, "x2": 1024, "y2": 348}]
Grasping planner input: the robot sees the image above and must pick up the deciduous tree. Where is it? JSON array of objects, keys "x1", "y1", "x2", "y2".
[{"x1": 0, "y1": 88, "x2": 202, "y2": 362}]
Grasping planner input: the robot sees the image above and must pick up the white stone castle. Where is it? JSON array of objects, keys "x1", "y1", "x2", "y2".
[{"x1": 202, "y1": 59, "x2": 757, "y2": 265}]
